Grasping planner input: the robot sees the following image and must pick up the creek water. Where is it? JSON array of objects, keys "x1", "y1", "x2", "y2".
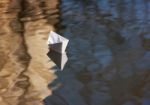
[{"x1": 45, "y1": 0, "x2": 150, "y2": 105}]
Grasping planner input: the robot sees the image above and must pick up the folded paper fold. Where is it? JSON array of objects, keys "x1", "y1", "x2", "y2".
[{"x1": 47, "y1": 31, "x2": 69, "y2": 53}]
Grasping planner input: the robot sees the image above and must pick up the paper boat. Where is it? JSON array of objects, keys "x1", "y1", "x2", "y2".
[
  {"x1": 47, "y1": 31, "x2": 69, "y2": 70},
  {"x1": 47, "y1": 50, "x2": 68, "y2": 70},
  {"x1": 47, "y1": 31, "x2": 69, "y2": 53}
]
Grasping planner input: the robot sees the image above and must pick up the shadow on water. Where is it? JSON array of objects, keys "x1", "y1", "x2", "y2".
[{"x1": 44, "y1": 0, "x2": 150, "y2": 105}]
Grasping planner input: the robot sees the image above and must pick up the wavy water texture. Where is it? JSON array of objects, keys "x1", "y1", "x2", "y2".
[
  {"x1": 0, "y1": 0, "x2": 150, "y2": 105},
  {"x1": 0, "y1": 0, "x2": 59, "y2": 105},
  {"x1": 45, "y1": 0, "x2": 150, "y2": 105}
]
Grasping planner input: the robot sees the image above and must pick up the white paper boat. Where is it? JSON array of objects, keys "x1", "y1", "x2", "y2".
[
  {"x1": 47, "y1": 50, "x2": 68, "y2": 70},
  {"x1": 47, "y1": 31, "x2": 69, "y2": 53}
]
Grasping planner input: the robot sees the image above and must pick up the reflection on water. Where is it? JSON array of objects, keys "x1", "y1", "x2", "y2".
[{"x1": 46, "y1": 0, "x2": 150, "y2": 105}]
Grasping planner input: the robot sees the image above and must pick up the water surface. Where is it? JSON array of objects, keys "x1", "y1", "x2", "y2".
[{"x1": 45, "y1": 0, "x2": 150, "y2": 105}]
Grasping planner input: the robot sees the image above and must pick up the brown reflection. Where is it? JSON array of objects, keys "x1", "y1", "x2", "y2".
[{"x1": 0, "y1": 0, "x2": 59, "y2": 105}]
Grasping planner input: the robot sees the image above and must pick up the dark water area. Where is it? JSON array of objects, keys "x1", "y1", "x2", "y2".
[{"x1": 45, "y1": 0, "x2": 150, "y2": 105}]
